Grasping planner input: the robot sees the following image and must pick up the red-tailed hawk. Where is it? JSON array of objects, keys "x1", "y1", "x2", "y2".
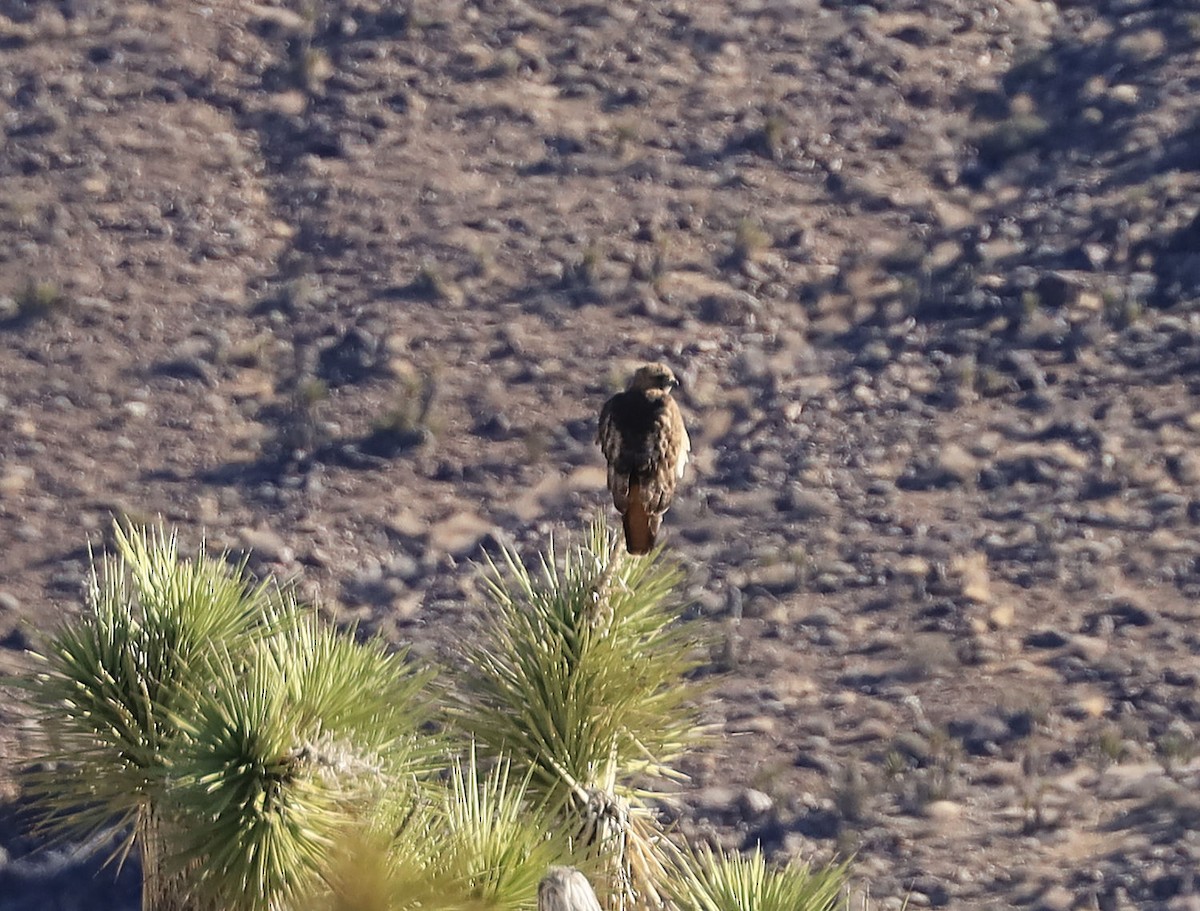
[{"x1": 596, "y1": 362, "x2": 690, "y2": 555}]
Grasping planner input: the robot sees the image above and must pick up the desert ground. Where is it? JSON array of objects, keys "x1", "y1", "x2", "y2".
[{"x1": 2, "y1": 0, "x2": 1200, "y2": 908}]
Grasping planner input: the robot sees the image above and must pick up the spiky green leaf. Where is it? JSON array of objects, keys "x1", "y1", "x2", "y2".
[
  {"x1": 452, "y1": 518, "x2": 708, "y2": 802},
  {"x1": 668, "y1": 844, "x2": 850, "y2": 911},
  {"x1": 21, "y1": 523, "x2": 279, "y2": 847}
]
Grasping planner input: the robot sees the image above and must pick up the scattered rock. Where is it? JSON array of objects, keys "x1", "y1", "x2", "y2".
[
  {"x1": 238, "y1": 526, "x2": 295, "y2": 564},
  {"x1": 1025, "y1": 629, "x2": 1070, "y2": 649},
  {"x1": 922, "y1": 799, "x2": 962, "y2": 823},
  {"x1": 936, "y1": 443, "x2": 979, "y2": 486},
  {"x1": 738, "y1": 788, "x2": 774, "y2": 818},
  {"x1": 316, "y1": 326, "x2": 385, "y2": 387},
  {"x1": 426, "y1": 512, "x2": 494, "y2": 557}
]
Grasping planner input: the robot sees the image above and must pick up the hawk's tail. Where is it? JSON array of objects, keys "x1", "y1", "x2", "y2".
[{"x1": 623, "y1": 484, "x2": 656, "y2": 555}]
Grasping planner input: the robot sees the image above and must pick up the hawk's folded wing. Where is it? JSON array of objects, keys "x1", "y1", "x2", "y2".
[{"x1": 596, "y1": 396, "x2": 630, "y2": 511}]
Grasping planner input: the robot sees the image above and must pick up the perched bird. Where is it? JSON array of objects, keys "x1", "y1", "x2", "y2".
[
  {"x1": 596, "y1": 362, "x2": 690, "y2": 555},
  {"x1": 538, "y1": 866, "x2": 603, "y2": 911}
]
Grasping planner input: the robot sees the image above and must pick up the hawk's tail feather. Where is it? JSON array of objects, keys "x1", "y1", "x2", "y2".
[{"x1": 623, "y1": 483, "x2": 655, "y2": 555}]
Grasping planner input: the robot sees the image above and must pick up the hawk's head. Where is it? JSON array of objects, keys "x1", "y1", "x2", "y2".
[{"x1": 629, "y1": 362, "x2": 678, "y2": 395}]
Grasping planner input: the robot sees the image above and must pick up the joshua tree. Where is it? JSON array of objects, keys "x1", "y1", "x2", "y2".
[{"x1": 21, "y1": 519, "x2": 850, "y2": 911}]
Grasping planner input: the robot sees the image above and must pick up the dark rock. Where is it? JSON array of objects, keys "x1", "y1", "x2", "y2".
[
  {"x1": 316, "y1": 326, "x2": 384, "y2": 387},
  {"x1": 1105, "y1": 599, "x2": 1156, "y2": 628},
  {"x1": 473, "y1": 412, "x2": 514, "y2": 440},
  {"x1": 0, "y1": 627, "x2": 30, "y2": 651},
  {"x1": 1026, "y1": 628, "x2": 1071, "y2": 649},
  {"x1": 790, "y1": 806, "x2": 840, "y2": 840},
  {"x1": 1036, "y1": 271, "x2": 1084, "y2": 309},
  {"x1": 775, "y1": 484, "x2": 835, "y2": 518},
  {"x1": 947, "y1": 713, "x2": 1014, "y2": 756},
  {"x1": 152, "y1": 357, "x2": 214, "y2": 385}
]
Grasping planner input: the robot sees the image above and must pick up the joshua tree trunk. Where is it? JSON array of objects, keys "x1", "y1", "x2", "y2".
[{"x1": 139, "y1": 806, "x2": 210, "y2": 911}]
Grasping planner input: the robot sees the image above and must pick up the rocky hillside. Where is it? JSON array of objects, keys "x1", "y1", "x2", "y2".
[{"x1": 2, "y1": 0, "x2": 1200, "y2": 908}]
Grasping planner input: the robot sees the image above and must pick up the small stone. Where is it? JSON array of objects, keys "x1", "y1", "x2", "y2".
[
  {"x1": 1082, "y1": 243, "x2": 1109, "y2": 270},
  {"x1": 951, "y1": 714, "x2": 1012, "y2": 755},
  {"x1": 856, "y1": 341, "x2": 891, "y2": 369},
  {"x1": 988, "y1": 601, "x2": 1015, "y2": 629},
  {"x1": 1108, "y1": 84, "x2": 1139, "y2": 105},
  {"x1": 776, "y1": 484, "x2": 836, "y2": 518},
  {"x1": 923, "y1": 799, "x2": 962, "y2": 822},
  {"x1": 427, "y1": 511, "x2": 494, "y2": 557},
  {"x1": 936, "y1": 443, "x2": 979, "y2": 485},
  {"x1": 748, "y1": 563, "x2": 801, "y2": 595},
  {"x1": 895, "y1": 556, "x2": 930, "y2": 580},
  {"x1": 1166, "y1": 450, "x2": 1200, "y2": 485},
  {"x1": 386, "y1": 552, "x2": 421, "y2": 582},
  {"x1": 696, "y1": 786, "x2": 739, "y2": 813},
  {"x1": 738, "y1": 788, "x2": 774, "y2": 817},
  {"x1": 0, "y1": 466, "x2": 33, "y2": 496},
  {"x1": 389, "y1": 591, "x2": 423, "y2": 621},
  {"x1": 800, "y1": 607, "x2": 839, "y2": 628},
  {"x1": 1069, "y1": 694, "x2": 1108, "y2": 719},
  {"x1": 1068, "y1": 634, "x2": 1109, "y2": 663},
  {"x1": 238, "y1": 527, "x2": 294, "y2": 564},
  {"x1": 1117, "y1": 28, "x2": 1165, "y2": 60},
  {"x1": 1034, "y1": 884, "x2": 1074, "y2": 911},
  {"x1": 1097, "y1": 763, "x2": 1175, "y2": 800},
  {"x1": 952, "y1": 552, "x2": 992, "y2": 604},
  {"x1": 387, "y1": 509, "x2": 426, "y2": 540}
]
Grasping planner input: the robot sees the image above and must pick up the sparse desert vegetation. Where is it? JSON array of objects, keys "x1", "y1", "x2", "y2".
[{"x1": 19, "y1": 521, "x2": 847, "y2": 911}]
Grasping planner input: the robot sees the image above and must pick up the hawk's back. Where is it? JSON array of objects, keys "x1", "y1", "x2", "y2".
[{"x1": 599, "y1": 390, "x2": 672, "y2": 476}]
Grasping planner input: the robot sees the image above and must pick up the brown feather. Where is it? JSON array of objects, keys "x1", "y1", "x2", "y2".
[
  {"x1": 623, "y1": 482, "x2": 655, "y2": 555},
  {"x1": 597, "y1": 363, "x2": 689, "y2": 555}
]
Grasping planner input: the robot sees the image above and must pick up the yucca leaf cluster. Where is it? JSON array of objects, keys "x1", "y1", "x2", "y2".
[
  {"x1": 24, "y1": 524, "x2": 435, "y2": 911},
  {"x1": 167, "y1": 618, "x2": 437, "y2": 911},
  {"x1": 454, "y1": 521, "x2": 703, "y2": 790},
  {"x1": 668, "y1": 846, "x2": 850, "y2": 911},
  {"x1": 320, "y1": 746, "x2": 564, "y2": 911},
  {"x1": 25, "y1": 527, "x2": 278, "y2": 865},
  {"x1": 450, "y1": 521, "x2": 710, "y2": 910}
]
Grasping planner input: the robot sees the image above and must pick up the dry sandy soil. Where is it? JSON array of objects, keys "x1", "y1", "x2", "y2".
[{"x1": 2, "y1": 0, "x2": 1200, "y2": 908}]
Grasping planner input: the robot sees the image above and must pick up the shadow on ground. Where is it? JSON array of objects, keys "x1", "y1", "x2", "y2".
[{"x1": 0, "y1": 800, "x2": 138, "y2": 911}]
